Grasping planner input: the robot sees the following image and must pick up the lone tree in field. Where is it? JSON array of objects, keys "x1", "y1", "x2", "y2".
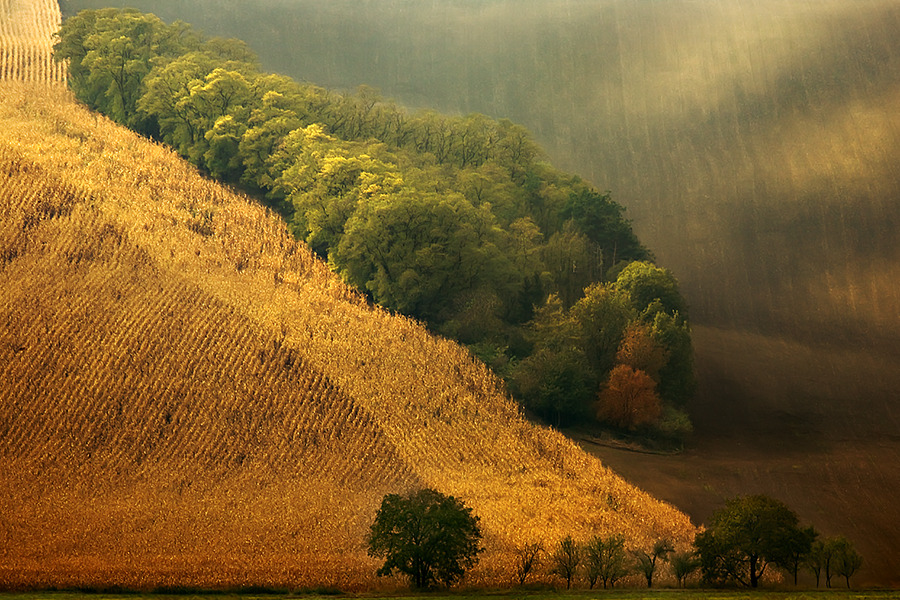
[
  {"x1": 367, "y1": 488, "x2": 482, "y2": 589},
  {"x1": 695, "y1": 494, "x2": 809, "y2": 588}
]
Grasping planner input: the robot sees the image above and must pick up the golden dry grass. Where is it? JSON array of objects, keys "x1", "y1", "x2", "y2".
[
  {"x1": 0, "y1": 81, "x2": 695, "y2": 590},
  {"x1": 0, "y1": 0, "x2": 66, "y2": 84}
]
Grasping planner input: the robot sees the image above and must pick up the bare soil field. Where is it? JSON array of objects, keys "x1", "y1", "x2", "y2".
[{"x1": 583, "y1": 325, "x2": 900, "y2": 588}]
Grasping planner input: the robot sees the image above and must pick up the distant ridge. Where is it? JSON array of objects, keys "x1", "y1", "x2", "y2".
[{"x1": 0, "y1": 82, "x2": 694, "y2": 589}]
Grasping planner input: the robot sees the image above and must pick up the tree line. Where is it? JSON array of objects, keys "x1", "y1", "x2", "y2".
[
  {"x1": 534, "y1": 495, "x2": 862, "y2": 589},
  {"x1": 370, "y1": 490, "x2": 863, "y2": 590},
  {"x1": 54, "y1": 8, "x2": 695, "y2": 437}
]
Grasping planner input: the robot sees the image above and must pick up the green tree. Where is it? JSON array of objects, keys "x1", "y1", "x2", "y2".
[
  {"x1": 831, "y1": 536, "x2": 863, "y2": 589},
  {"x1": 549, "y1": 535, "x2": 581, "y2": 590},
  {"x1": 237, "y1": 77, "x2": 309, "y2": 189},
  {"x1": 695, "y1": 495, "x2": 807, "y2": 588},
  {"x1": 139, "y1": 52, "x2": 217, "y2": 153},
  {"x1": 456, "y1": 162, "x2": 522, "y2": 226},
  {"x1": 269, "y1": 125, "x2": 397, "y2": 254},
  {"x1": 633, "y1": 538, "x2": 674, "y2": 588},
  {"x1": 541, "y1": 225, "x2": 603, "y2": 309},
  {"x1": 572, "y1": 282, "x2": 635, "y2": 377},
  {"x1": 584, "y1": 534, "x2": 631, "y2": 589},
  {"x1": 54, "y1": 9, "x2": 193, "y2": 130},
  {"x1": 335, "y1": 189, "x2": 515, "y2": 324},
  {"x1": 512, "y1": 283, "x2": 635, "y2": 427},
  {"x1": 493, "y1": 119, "x2": 540, "y2": 183},
  {"x1": 562, "y1": 186, "x2": 650, "y2": 269},
  {"x1": 511, "y1": 295, "x2": 593, "y2": 425},
  {"x1": 616, "y1": 261, "x2": 686, "y2": 318},
  {"x1": 781, "y1": 525, "x2": 817, "y2": 585},
  {"x1": 670, "y1": 550, "x2": 700, "y2": 588},
  {"x1": 181, "y1": 67, "x2": 255, "y2": 169},
  {"x1": 807, "y1": 538, "x2": 830, "y2": 588},
  {"x1": 807, "y1": 536, "x2": 858, "y2": 589},
  {"x1": 367, "y1": 488, "x2": 482, "y2": 589},
  {"x1": 647, "y1": 309, "x2": 696, "y2": 407}
]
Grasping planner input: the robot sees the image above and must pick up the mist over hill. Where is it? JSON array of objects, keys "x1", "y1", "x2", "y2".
[
  {"x1": 57, "y1": 0, "x2": 900, "y2": 584},
  {"x1": 59, "y1": 0, "x2": 900, "y2": 350}
]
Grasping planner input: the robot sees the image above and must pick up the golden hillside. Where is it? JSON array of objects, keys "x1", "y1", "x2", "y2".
[
  {"x1": 0, "y1": 0, "x2": 66, "y2": 83},
  {"x1": 0, "y1": 82, "x2": 694, "y2": 589}
]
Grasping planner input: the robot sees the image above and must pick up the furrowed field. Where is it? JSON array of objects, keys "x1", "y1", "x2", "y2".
[
  {"x1": 0, "y1": 0, "x2": 66, "y2": 83},
  {"x1": 0, "y1": 78, "x2": 695, "y2": 589}
]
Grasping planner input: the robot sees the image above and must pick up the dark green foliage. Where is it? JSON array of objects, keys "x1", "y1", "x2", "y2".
[
  {"x1": 367, "y1": 488, "x2": 482, "y2": 589},
  {"x1": 647, "y1": 310, "x2": 696, "y2": 408},
  {"x1": 695, "y1": 495, "x2": 810, "y2": 588},
  {"x1": 831, "y1": 537, "x2": 864, "y2": 589},
  {"x1": 55, "y1": 8, "x2": 694, "y2": 434},
  {"x1": 549, "y1": 536, "x2": 581, "y2": 590},
  {"x1": 562, "y1": 187, "x2": 650, "y2": 269},
  {"x1": 584, "y1": 534, "x2": 630, "y2": 589},
  {"x1": 807, "y1": 536, "x2": 863, "y2": 589},
  {"x1": 670, "y1": 550, "x2": 700, "y2": 588},
  {"x1": 782, "y1": 525, "x2": 818, "y2": 585}
]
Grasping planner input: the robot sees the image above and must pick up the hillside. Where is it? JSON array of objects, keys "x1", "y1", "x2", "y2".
[
  {"x1": 66, "y1": 0, "x2": 900, "y2": 585},
  {"x1": 0, "y1": 81, "x2": 695, "y2": 589}
]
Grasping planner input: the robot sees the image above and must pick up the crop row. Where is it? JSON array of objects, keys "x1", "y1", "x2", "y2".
[
  {"x1": 0, "y1": 0, "x2": 66, "y2": 84},
  {"x1": 1, "y1": 136, "x2": 415, "y2": 500}
]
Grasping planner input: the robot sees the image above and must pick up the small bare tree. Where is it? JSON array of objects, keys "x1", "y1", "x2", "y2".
[
  {"x1": 633, "y1": 538, "x2": 674, "y2": 587},
  {"x1": 514, "y1": 542, "x2": 543, "y2": 586}
]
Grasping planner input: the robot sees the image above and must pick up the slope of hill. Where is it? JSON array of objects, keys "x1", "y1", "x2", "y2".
[
  {"x1": 0, "y1": 81, "x2": 694, "y2": 589},
  {"x1": 62, "y1": 0, "x2": 900, "y2": 585}
]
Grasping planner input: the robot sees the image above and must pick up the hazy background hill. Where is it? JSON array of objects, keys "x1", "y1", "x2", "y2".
[
  {"x1": 60, "y1": 0, "x2": 900, "y2": 346},
  {"x1": 58, "y1": 0, "x2": 900, "y2": 584}
]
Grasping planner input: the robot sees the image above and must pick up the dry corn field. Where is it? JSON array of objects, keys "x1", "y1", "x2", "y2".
[
  {"x1": 0, "y1": 81, "x2": 696, "y2": 589},
  {"x1": 0, "y1": 0, "x2": 66, "y2": 84}
]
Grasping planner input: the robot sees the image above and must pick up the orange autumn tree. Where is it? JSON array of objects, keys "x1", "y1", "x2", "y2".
[
  {"x1": 615, "y1": 323, "x2": 669, "y2": 382},
  {"x1": 597, "y1": 323, "x2": 666, "y2": 429},
  {"x1": 598, "y1": 365, "x2": 662, "y2": 429}
]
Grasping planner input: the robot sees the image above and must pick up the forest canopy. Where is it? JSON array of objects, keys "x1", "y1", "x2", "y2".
[{"x1": 54, "y1": 8, "x2": 694, "y2": 437}]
